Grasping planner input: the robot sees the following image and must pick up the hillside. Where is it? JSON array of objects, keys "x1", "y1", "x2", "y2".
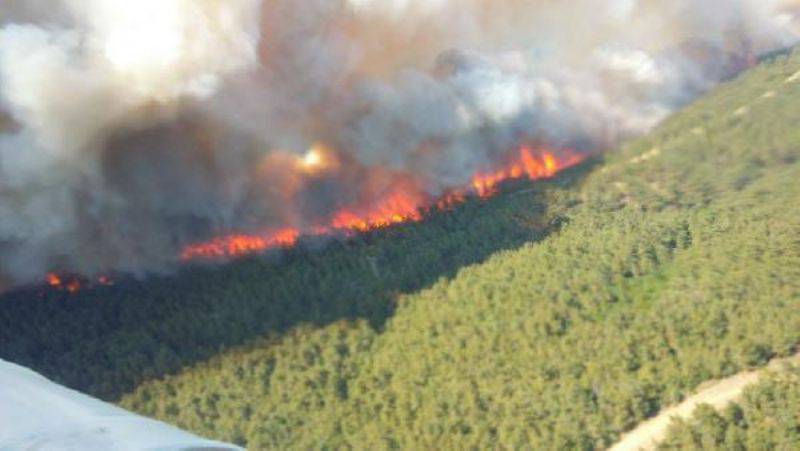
[
  {"x1": 2, "y1": 49, "x2": 800, "y2": 449},
  {"x1": 613, "y1": 353, "x2": 800, "y2": 450},
  {"x1": 658, "y1": 364, "x2": 800, "y2": 450}
]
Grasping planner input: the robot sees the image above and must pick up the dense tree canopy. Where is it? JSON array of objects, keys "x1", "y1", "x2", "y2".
[
  {"x1": 659, "y1": 366, "x2": 800, "y2": 450},
  {"x1": 1, "y1": 49, "x2": 799, "y2": 450}
]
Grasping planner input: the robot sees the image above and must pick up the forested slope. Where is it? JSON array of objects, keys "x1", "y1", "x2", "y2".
[
  {"x1": 2, "y1": 50, "x2": 800, "y2": 449},
  {"x1": 115, "y1": 51, "x2": 800, "y2": 449},
  {"x1": 0, "y1": 164, "x2": 588, "y2": 400},
  {"x1": 659, "y1": 365, "x2": 800, "y2": 450}
]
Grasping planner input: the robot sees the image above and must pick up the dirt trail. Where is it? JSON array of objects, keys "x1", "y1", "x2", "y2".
[{"x1": 610, "y1": 353, "x2": 800, "y2": 451}]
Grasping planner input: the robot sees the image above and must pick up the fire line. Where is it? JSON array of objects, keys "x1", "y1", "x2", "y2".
[{"x1": 180, "y1": 147, "x2": 585, "y2": 262}]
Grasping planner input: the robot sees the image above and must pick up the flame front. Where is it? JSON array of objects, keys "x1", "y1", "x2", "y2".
[
  {"x1": 180, "y1": 146, "x2": 584, "y2": 261},
  {"x1": 471, "y1": 148, "x2": 576, "y2": 198},
  {"x1": 45, "y1": 273, "x2": 82, "y2": 294},
  {"x1": 181, "y1": 229, "x2": 301, "y2": 260},
  {"x1": 43, "y1": 146, "x2": 583, "y2": 288},
  {"x1": 331, "y1": 190, "x2": 425, "y2": 232}
]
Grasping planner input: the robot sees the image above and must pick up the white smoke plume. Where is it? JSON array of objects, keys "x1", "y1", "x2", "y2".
[{"x1": 0, "y1": 0, "x2": 798, "y2": 287}]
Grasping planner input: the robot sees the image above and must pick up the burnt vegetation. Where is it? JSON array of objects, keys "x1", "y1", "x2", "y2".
[{"x1": 2, "y1": 50, "x2": 800, "y2": 449}]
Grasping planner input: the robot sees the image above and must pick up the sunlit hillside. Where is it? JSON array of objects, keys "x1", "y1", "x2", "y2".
[
  {"x1": 2, "y1": 48, "x2": 800, "y2": 450},
  {"x1": 659, "y1": 366, "x2": 800, "y2": 449}
]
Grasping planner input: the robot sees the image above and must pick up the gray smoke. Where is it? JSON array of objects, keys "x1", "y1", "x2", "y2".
[{"x1": 0, "y1": 0, "x2": 798, "y2": 287}]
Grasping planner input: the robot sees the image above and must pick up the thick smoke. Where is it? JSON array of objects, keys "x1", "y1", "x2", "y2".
[{"x1": 0, "y1": 0, "x2": 798, "y2": 287}]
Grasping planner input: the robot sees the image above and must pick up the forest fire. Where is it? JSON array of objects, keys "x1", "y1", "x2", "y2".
[
  {"x1": 43, "y1": 273, "x2": 115, "y2": 295},
  {"x1": 330, "y1": 190, "x2": 425, "y2": 232},
  {"x1": 180, "y1": 229, "x2": 301, "y2": 260},
  {"x1": 180, "y1": 147, "x2": 585, "y2": 261},
  {"x1": 38, "y1": 146, "x2": 584, "y2": 293},
  {"x1": 471, "y1": 149, "x2": 562, "y2": 198},
  {"x1": 45, "y1": 273, "x2": 83, "y2": 294},
  {"x1": 3, "y1": 0, "x2": 797, "y2": 294}
]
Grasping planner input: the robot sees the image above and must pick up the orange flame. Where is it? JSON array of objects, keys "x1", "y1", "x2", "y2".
[
  {"x1": 181, "y1": 228, "x2": 300, "y2": 260},
  {"x1": 180, "y1": 146, "x2": 585, "y2": 261},
  {"x1": 43, "y1": 273, "x2": 116, "y2": 294},
  {"x1": 45, "y1": 273, "x2": 62, "y2": 288},
  {"x1": 471, "y1": 147, "x2": 567, "y2": 198},
  {"x1": 331, "y1": 190, "x2": 425, "y2": 232},
  {"x1": 45, "y1": 273, "x2": 82, "y2": 294}
]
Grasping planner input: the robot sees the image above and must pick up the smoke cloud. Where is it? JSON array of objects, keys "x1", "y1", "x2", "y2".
[{"x1": 0, "y1": 0, "x2": 798, "y2": 287}]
